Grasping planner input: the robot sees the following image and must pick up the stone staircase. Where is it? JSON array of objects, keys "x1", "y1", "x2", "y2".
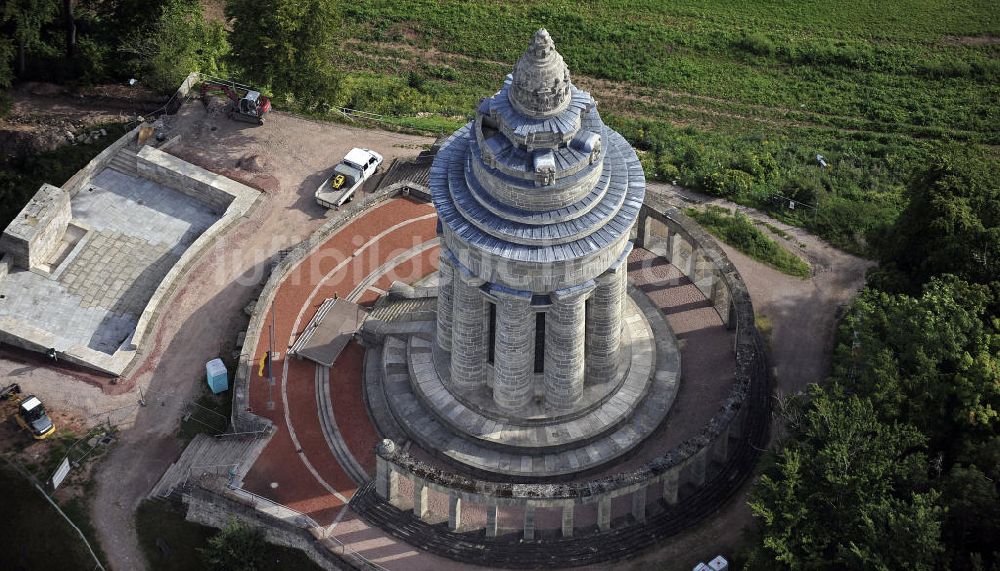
[
  {"x1": 149, "y1": 432, "x2": 271, "y2": 499},
  {"x1": 107, "y1": 148, "x2": 139, "y2": 175},
  {"x1": 367, "y1": 296, "x2": 436, "y2": 323}
]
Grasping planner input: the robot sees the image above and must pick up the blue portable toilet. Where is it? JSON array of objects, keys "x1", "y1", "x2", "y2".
[{"x1": 206, "y1": 358, "x2": 229, "y2": 394}]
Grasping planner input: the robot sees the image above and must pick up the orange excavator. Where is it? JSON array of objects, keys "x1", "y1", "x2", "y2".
[{"x1": 200, "y1": 81, "x2": 271, "y2": 125}]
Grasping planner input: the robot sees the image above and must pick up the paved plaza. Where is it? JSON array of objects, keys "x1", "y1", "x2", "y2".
[{"x1": 0, "y1": 167, "x2": 219, "y2": 354}]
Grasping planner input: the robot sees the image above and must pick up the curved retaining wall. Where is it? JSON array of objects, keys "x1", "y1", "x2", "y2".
[{"x1": 357, "y1": 191, "x2": 770, "y2": 566}]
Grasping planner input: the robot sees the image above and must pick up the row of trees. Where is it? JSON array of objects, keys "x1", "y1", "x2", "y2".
[
  {"x1": 0, "y1": 0, "x2": 340, "y2": 102},
  {"x1": 746, "y1": 147, "x2": 1000, "y2": 569}
]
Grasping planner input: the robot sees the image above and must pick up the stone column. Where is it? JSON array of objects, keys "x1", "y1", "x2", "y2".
[
  {"x1": 636, "y1": 210, "x2": 648, "y2": 249},
  {"x1": 413, "y1": 478, "x2": 429, "y2": 520},
  {"x1": 544, "y1": 286, "x2": 590, "y2": 408},
  {"x1": 486, "y1": 505, "x2": 499, "y2": 537},
  {"x1": 448, "y1": 495, "x2": 462, "y2": 532},
  {"x1": 713, "y1": 424, "x2": 731, "y2": 463},
  {"x1": 561, "y1": 504, "x2": 575, "y2": 537},
  {"x1": 523, "y1": 504, "x2": 536, "y2": 540},
  {"x1": 693, "y1": 251, "x2": 715, "y2": 299},
  {"x1": 493, "y1": 289, "x2": 535, "y2": 411},
  {"x1": 631, "y1": 487, "x2": 646, "y2": 523},
  {"x1": 662, "y1": 470, "x2": 679, "y2": 505},
  {"x1": 450, "y1": 273, "x2": 489, "y2": 389},
  {"x1": 711, "y1": 277, "x2": 732, "y2": 328},
  {"x1": 597, "y1": 495, "x2": 612, "y2": 531},
  {"x1": 436, "y1": 250, "x2": 456, "y2": 352},
  {"x1": 689, "y1": 448, "x2": 707, "y2": 487},
  {"x1": 586, "y1": 262, "x2": 627, "y2": 384},
  {"x1": 375, "y1": 441, "x2": 400, "y2": 505}
]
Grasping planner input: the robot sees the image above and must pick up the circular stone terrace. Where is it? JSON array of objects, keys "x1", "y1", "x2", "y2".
[{"x1": 224, "y1": 182, "x2": 768, "y2": 568}]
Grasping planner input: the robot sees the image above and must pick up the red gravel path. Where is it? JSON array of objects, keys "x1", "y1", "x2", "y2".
[{"x1": 244, "y1": 197, "x2": 437, "y2": 524}]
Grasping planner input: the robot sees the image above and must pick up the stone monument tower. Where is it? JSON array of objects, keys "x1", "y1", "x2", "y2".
[{"x1": 431, "y1": 29, "x2": 645, "y2": 414}]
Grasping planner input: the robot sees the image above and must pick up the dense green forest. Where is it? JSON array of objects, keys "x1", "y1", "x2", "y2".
[
  {"x1": 746, "y1": 150, "x2": 999, "y2": 569},
  {"x1": 1, "y1": 1, "x2": 997, "y2": 567}
]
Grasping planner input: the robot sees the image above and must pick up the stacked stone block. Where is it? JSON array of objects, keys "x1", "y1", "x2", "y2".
[
  {"x1": 492, "y1": 291, "x2": 536, "y2": 410},
  {"x1": 0, "y1": 184, "x2": 71, "y2": 270},
  {"x1": 544, "y1": 286, "x2": 591, "y2": 408},
  {"x1": 449, "y1": 272, "x2": 489, "y2": 389},
  {"x1": 586, "y1": 260, "x2": 628, "y2": 383}
]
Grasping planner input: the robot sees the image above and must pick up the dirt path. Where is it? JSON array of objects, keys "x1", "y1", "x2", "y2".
[{"x1": 647, "y1": 181, "x2": 874, "y2": 396}]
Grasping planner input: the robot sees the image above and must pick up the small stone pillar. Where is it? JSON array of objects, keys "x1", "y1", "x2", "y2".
[
  {"x1": 711, "y1": 277, "x2": 732, "y2": 327},
  {"x1": 587, "y1": 260, "x2": 627, "y2": 383},
  {"x1": 631, "y1": 487, "x2": 646, "y2": 523},
  {"x1": 671, "y1": 234, "x2": 693, "y2": 276},
  {"x1": 375, "y1": 439, "x2": 400, "y2": 505},
  {"x1": 493, "y1": 289, "x2": 535, "y2": 411},
  {"x1": 713, "y1": 424, "x2": 731, "y2": 463},
  {"x1": 448, "y1": 495, "x2": 462, "y2": 532},
  {"x1": 597, "y1": 495, "x2": 612, "y2": 532},
  {"x1": 486, "y1": 505, "x2": 499, "y2": 537},
  {"x1": 450, "y1": 273, "x2": 489, "y2": 389},
  {"x1": 544, "y1": 285, "x2": 591, "y2": 408},
  {"x1": 689, "y1": 448, "x2": 707, "y2": 487},
  {"x1": 661, "y1": 226, "x2": 672, "y2": 263},
  {"x1": 561, "y1": 504, "x2": 575, "y2": 537},
  {"x1": 691, "y1": 255, "x2": 717, "y2": 304},
  {"x1": 436, "y1": 250, "x2": 456, "y2": 352},
  {"x1": 523, "y1": 504, "x2": 536, "y2": 540},
  {"x1": 413, "y1": 478, "x2": 429, "y2": 520},
  {"x1": 662, "y1": 469, "x2": 679, "y2": 505},
  {"x1": 636, "y1": 210, "x2": 648, "y2": 249}
]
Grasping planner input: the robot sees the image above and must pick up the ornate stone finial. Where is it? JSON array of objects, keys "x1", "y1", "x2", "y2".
[
  {"x1": 509, "y1": 29, "x2": 572, "y2": 118},
  {"x1": 378, "y1": 438, "x2": 397, "y2": 455},
  {"x1": 529, "y1": 29, "x2": 555, "y2": 58}
]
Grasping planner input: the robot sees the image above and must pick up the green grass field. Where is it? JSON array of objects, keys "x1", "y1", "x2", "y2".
[{"x1": 315, "y1": 0, "x2": 998, "y2": 254}]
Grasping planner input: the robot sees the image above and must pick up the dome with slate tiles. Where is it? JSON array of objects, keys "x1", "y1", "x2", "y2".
[{"x1": 430, "y1": 28, "x2": 646, "y2": 414}]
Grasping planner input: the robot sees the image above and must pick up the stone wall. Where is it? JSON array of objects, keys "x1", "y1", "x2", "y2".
[
  {"x1": 0, "y1": 184, "x2": 71, "y2": 270},
  {"x1": 182, "y1": 486, "x2": 354, "y2": 571},
  {"x1": 135, "y1": 146, "x2": 237, "y2": 213}
]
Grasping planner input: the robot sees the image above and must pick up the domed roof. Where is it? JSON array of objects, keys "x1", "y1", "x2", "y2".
[{"x1": 509, "y1": 29, "x2": 572, "y2": 119}]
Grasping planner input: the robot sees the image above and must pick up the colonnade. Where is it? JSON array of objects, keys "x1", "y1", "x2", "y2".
[
  {"x1": 435, "y1": 249, "x2": 629, "y2": 411},
  {"x1": 373, "y1": 431, "x2": 733, "y2": 539}
]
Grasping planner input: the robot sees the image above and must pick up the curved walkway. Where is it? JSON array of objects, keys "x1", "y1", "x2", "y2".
[
  {"x1": 240, "y1": 197, "x2": 474, "y2": 569},
  {"x1": 243, "y1": 197, "x2": 436, "y2": 517}
]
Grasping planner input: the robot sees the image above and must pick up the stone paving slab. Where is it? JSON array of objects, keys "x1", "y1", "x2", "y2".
[
  {"x1": 0, "y1": 167, "x2": 220, "y2": 356},
  {"x1": 78, "y1": 169, "x2": 218, "y2": 251}
]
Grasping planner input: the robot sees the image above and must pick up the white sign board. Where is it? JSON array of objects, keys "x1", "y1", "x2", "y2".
[{"x1": 51, "y1": 457, "x2": 71, "y2": 490}]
